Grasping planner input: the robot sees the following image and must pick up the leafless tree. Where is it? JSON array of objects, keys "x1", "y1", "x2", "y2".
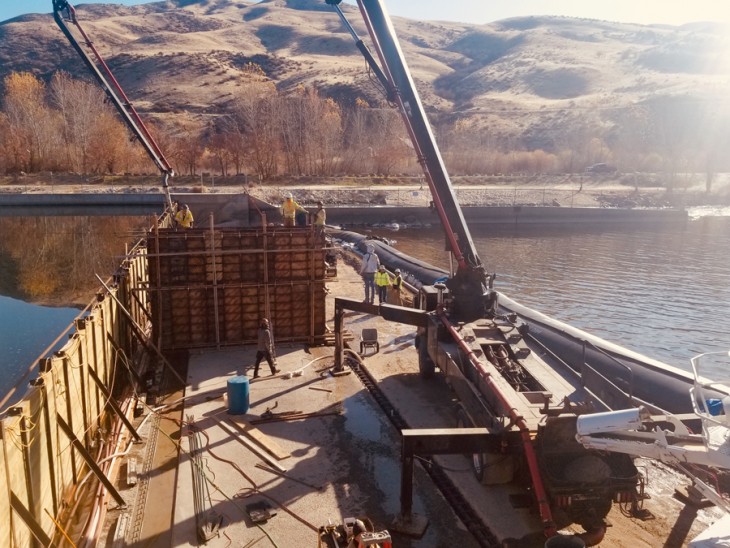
[{"x1": 2, "y1": 72, "x2": 58, "y2": 172}]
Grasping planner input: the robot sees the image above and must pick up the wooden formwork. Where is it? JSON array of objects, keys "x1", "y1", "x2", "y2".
[
  {"x1": 147, "y1": 224, "x2": 328, "y2": 350},
  {"x1": 0, "y1": 245, "x2": 151, "y2": 547}
]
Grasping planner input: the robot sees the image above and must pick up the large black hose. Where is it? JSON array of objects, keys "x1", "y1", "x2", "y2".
[
  {"x1": 329, "y1": 229, "x2": 448, "y2": 288},
  {"x1": 330, "y1": 228, "x2": 725, "y2": 415}
]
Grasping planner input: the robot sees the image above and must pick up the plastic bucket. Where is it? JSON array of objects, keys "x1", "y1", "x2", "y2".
[
  {"x1": 545, "y1": 536, "x2": 585, "y2": 548},
  {"x1": 227, "y1": 375, "x2": 250, "y2": 415}
]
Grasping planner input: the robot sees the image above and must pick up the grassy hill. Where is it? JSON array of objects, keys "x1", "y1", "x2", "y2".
[{"x1": 3, "y1": 0, "x2": 730, "y2": 173}]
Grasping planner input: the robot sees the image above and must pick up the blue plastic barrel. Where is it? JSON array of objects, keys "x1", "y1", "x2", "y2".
[
  {"x1": 227, "y1": 375, "x2": 250, "y2": 415},
  {"x1": 707, "y1": 398, "x2": 724, "y2": 416}
]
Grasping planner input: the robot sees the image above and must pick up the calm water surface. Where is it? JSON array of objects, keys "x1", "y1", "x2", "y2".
[
  {"x1": 378, "y1": 211, "x2": 730, "y2": 374},
  {"x1": 0, "y1": 215, "x2": 146, "y2": 404},
  {"x1": 2, "y1": 211, "x2": 729, "y2": 402},
  {"x1": 0, "y1": 295, "x2": 80, "y2": 402}
]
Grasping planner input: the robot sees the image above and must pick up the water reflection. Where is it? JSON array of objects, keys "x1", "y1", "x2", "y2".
[
  {"x1": 0, "y1": 216, "x2": 148, "y2": 402},
  {"x1": 0, "y1": 217, "x2": 148, "y2": 304},
  {"x1": 380, "y1": 217, "x2": 730, "y2": 375}
]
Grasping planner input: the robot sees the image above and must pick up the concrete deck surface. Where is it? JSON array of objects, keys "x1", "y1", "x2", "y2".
[
  {"x1": 160, "y1": 256, "x2": 721, "y2": 548},
  {"x1": 169, "y1": 260, "x2": 479, "y2": 547}
]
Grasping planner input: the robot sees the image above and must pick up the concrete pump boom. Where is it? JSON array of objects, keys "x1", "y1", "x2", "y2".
[
  {"x1": 327, "y1": 0, "x2": 492, "y2": 322},
  {"x1": 51, "y1": 0, "x2": 174, "y2": 210}
]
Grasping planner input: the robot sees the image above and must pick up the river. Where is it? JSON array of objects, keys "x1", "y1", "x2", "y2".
[
  {"x1": 2, "y1": 209, "x2": 729, "y2": 403},
  {"x1": 0, "y1": 296, "x2": 80, "y2": 404},
  {"x1": 0, "y1": 215, "x2": 147, "y2": 405},
  {"x1": 372, "y1": 208, "x2": 730, "y2": 376}
]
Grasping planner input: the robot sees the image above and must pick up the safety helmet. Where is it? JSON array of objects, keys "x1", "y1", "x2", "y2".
[
  {"x1": 378, "y1": 265, "x2": 385, "y2": 271},
  {"x1": 395, "y1": 268, "x2": 401, "y2": 274},
  {"x1": 287, "y1": 192, "x2": 293, "y2": 199}
]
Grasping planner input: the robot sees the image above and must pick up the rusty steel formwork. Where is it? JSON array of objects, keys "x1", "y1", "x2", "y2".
[{"x1": 147, "y1": 222, "x2": 328, "y2": 350}]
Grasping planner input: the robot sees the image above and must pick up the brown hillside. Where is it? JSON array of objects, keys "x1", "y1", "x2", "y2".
[{"x1": 2, "y1": 1, "x2": 730, "y2": 149}]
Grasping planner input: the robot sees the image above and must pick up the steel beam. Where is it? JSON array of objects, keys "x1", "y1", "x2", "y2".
[
  {"x1": 56, "y1": 414, "x2": 127, "y2": 508},
  {"x1": 87, "y1": 365, "x2": 142, "y2": 443},
  {"x1": 397, "y1": 427, "x2": 511, "y2": 536},
  {"x1": 9, "y1": 493, "x2": 53, "y2": 547}
]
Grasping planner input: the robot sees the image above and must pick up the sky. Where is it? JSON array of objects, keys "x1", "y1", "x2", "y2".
[{"x1": 3, "y1": 0, "x2": 730, "y2": 26}]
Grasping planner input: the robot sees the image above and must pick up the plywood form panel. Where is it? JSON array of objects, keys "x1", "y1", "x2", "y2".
[
  {"x1": 1, "y1": 409, "x2": 33, "y2": 547},
  {"x1": 24, "y1": 387, "x2": 55, "y2": 538},
  {"x1": 148, "y1": 228, "x2": 326, "y2": 349}
]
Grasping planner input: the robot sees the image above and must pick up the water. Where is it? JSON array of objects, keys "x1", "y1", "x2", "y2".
[
  {"x1": 1, "y1": 211, "x2": 729, "y2": 402},
  {"x1": 0, "y1": 215, "x2": 147, "y2": 404},
  {"x1": 0, "y1": 295, "x2": 80, "y2": 403},
  {"x1": 377, "y1": 211, "x2": 730, "y2": 375}
]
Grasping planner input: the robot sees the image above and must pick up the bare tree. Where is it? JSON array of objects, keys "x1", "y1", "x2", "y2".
[
  {"x1": 2, "y1": 72, "x2": 58, "y2": 172},
  {"x1": 50, "y1": 72, "x2": 108, "y2": 173},
  {"x1": 232, "y1": 83, "x2": 281, "y2": 180}
]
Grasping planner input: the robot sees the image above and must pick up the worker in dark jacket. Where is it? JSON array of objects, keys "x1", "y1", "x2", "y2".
[{"x1": 252, "y1": 318, "x2": 279, "y2": 378}]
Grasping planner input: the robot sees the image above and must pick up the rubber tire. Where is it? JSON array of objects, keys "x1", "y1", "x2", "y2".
[
  {"x1": 418, "y1": 337, "x2": 435, "y2": 379},
  {"x1": 456, "y1": 408, "x2": 485, "y2": 482}
]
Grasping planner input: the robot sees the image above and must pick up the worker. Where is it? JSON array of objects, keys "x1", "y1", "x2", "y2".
[
  {"x1": 359, "y1": 244, "x2": 380, "y2": 304},
  {"x1": 252, "y1": 318, "x2": 279, "y2": 378},
  {"x1": 390, "y1": 268, "x2": 403, "y2": 306},
  {"x1": 374, "y1": 264, "x2": 391, "y2": 305},
  {"x1": 174, "y1": 203, "x2": 194, "y2": 229},
  {"x1": 313, "y1": 201, "x2": 326, "y2": 237},
  {"x1": 281, "y1": 193, "x2": 307, "y2": 227}
]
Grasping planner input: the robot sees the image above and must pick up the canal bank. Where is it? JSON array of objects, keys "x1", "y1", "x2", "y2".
[{"x1": 0, "y1": 191, "x2": 688, "y2": 225}]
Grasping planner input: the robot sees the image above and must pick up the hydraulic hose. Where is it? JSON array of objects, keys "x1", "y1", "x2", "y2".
[{"x1": 437, "y1": 311, "x2": 558, "y2": 538}]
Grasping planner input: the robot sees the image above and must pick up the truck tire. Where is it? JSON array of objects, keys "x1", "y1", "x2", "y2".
[
  {"x1": 418, "y1": 337, "x2": 435, "y2": 379},
  {"x1": 457, "y1": 408, "x2": 485, "y2": 482}
]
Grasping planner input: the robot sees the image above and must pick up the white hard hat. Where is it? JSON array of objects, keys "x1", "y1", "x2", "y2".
[{"x1": 287, "y1": 192, "x2": 293, "y2": 199}]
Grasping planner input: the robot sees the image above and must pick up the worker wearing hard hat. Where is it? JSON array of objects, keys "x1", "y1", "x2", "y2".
[
  {"x1": 359, "y1": 244, "x2": 380, "y2": 304},
  {"x1": 391, "y1": 268, "x2": 403, "y2": 306},
  {"x1": 313, "y1": 201, "x2": 326, "y2": 231},
  {"x1": 174, "y1": 203, "x2": 194, "y2": 229},
  {"x1": 374, "y1": 264, "x2": 392, "y2": 305},
  {"x1": 281, "y1": 193, "x2": 307, "y2": 227}
]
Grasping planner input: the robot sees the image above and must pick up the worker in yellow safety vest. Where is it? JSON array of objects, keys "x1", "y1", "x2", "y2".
[
  {"x1": 374, "y1": 264, "x2": 391, "y2": 305},
  {"x1": 281, "y1": 193, "x2": 307, "y2": 227},
  {"x1": 390, "y1": 268, "x2": 403, "y2": 306},
  {"x1": 174, "y1": 204, "x2": 194, "y2": 228},
  {"x1": 313, "y1": 201, "x2": 326, "y2": 237}
]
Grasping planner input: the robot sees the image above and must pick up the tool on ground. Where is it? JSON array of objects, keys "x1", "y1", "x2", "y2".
[
  {"x1": 245, "y1": 500, "x2": 276, "y2": 523},
  {"x1": 250, "y1": 410, "x2": 341, "y2": 425},
  {"x1": 188, "y1": 417, "x2": 223, "y2": 541},
  {"x1": 317, "y1": 516, "x2": 387, "y2": 547},
  {"x1": 261, "y1": 405, "x2": 303, "y2": 420},
  {"x1": 254, "y1": 462, "x2": 325, "y2": 491}
]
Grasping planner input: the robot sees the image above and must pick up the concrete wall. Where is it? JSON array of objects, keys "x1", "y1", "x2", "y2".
[
  {"x1": 324, "y1": 205, "x2": 688, "y2": 226},
  {"x1": 0, "y1": 193, "x2": 688, "y2": 225}
]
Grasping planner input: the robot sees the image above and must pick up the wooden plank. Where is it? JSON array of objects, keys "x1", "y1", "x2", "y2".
[{"x1": 226, "y1": 416, "x2": 290, "y2": 461}]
